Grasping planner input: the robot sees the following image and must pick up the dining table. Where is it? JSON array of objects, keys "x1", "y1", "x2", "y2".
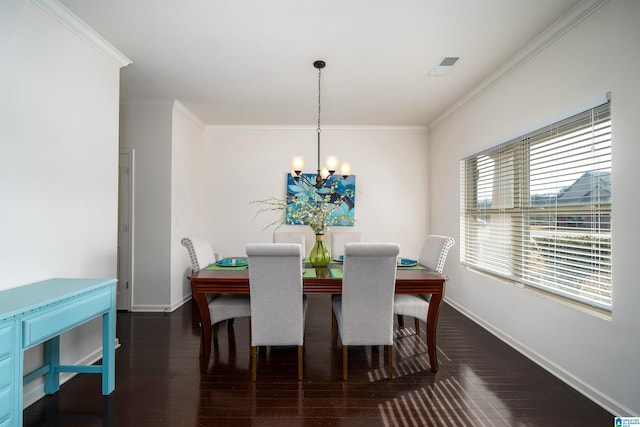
[{"x1": 188, "y1": 261, "x2": 446, "y2": 374}]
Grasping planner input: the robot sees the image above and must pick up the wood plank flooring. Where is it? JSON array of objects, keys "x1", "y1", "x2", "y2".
[{"x1": 23, "y1": 295, "x2": 612, "y2": 426}]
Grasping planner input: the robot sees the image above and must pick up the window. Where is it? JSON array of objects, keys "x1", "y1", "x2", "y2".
[{"x1": 461, "y1": 101, "x2": 612, "y2": 310}]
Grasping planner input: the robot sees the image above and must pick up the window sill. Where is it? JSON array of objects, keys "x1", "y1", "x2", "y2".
[{"x1": 464, "y1": 265, "x2": 612, "y2": 320}]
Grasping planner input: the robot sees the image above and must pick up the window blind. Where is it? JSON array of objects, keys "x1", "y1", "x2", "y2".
[{"x1": 461, "y1": 102, "x2": 612, "y2": 310}]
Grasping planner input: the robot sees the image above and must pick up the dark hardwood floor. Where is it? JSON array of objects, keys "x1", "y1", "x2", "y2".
[{"x1": 24, "y1": 295, "x2": 612, "y2": 426}]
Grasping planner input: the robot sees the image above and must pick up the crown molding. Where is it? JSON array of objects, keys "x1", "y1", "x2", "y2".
[
  {"x1": 121, "y1": 99, "x2": 206, "y2": 128},
  {"x1": 205, "y1": 124, "x2": 428, "y2": 132},
  {"x1": 173, "y1": 100, "x2": 206, "y2": 129},
  {"x1": 121, "y1": 98, "x2": 174, "y2": 106},
  {"x1": 430, "y1": 0, "x2": 609, "y2": 128},
  {"x1": 32, "y1": 0, "x2": 132, "y2": 68}
]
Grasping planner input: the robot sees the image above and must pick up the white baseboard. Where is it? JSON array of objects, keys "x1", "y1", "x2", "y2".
[
  {"x1": 444, "y1": 297, "x2": 631, "y2": 416},
  {"x1": 170, "y1": 294, "x2": 192, "y2": 311},
  {"x1": 23, "y1": 338, "x2": 121, "y2": 409},
  {"x1": 131, "y1": 294, "x2": 191, "y2": 312},
  {"x1": 130, "y1": 304, "x2": 172, "y2": 312}
]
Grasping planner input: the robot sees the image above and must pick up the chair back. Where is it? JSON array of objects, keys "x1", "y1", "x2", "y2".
[
  {"x1": 340, "y1": 242, "x2": 400, "y2": 346},
  {"x1": 181, "y1": 236, "x2": 216, "y2": 273},
  {"x1": 246, "y1": 243, "x2": 304, "y2": 346},
  {"x1": 330, "y1": 231, "x2": 363, "y2": 258},
  {"x1": 419, "y1": 235, "x2": 455, "y2": 273},
  {"x1": 273, "y1": 231, "x2": 306, "y2": 257}
]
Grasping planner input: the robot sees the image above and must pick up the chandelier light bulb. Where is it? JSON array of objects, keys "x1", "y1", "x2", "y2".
[
  {"x1": 326, "y1": 156, "x2": 338, "y2": 173},
  {"x1": 340, "y1": 162, "x2": 351, "y2": 177},
  {"x1": 292, "y1": 156, "x2": 304, "y2": 174}
]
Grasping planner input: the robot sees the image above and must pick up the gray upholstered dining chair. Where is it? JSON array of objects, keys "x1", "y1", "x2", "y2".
[
  {"x1": 273, "y1": 230, "x2": 306, "y2": 258},
  {"x1": 330, "y1": 231, "x2": 363, "y2": 259},
  {"x1": 394, "y1": 235, "x2": 455, "y2": 335},
  {"x1": 246, "y1": 243, "x2": 307, "y2": 381},
  {"x1": 332, "y1": 242, "x2": 400, "y2": 380},
  {"x1": 181, "y1": 236, "x2": 251, "y2": 336},
  {"x1": 181, "y1": 235, "x2": 218, "y2": 273}
]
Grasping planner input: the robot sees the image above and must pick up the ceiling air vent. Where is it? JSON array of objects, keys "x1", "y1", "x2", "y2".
[{"x1": 429, "y1": 57, "x2": 460, "y2": 76}]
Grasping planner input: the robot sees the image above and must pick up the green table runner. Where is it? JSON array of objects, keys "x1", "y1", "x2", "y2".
[
  {"x1": 330, "y1": 268, "x2": 343, "y2": 278},
  {"x1": 398, "y1": 264, "x2": 426, "y2": 270},
  {"x1": 303, "y1": 268, "x2": 343, "y2": 278}
]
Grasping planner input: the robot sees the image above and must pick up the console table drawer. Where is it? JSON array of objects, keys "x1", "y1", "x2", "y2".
[
  {"x1": 22, "y1": 290, "x2": 111, "y2": 348},
  {"x1": 0, "y1": 387, "x2": 10, "y2": 423},
  {"x1": 0, "y1": 325, "x2": 12, "y2": 359},
  {"x1": 0, "y1": 358, "x2": 12, "y2": 389}
]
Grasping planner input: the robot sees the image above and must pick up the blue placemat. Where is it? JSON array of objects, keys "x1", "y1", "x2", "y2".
[{"x1": 205, "y1": 264, "x2": 248, "y2": 271}]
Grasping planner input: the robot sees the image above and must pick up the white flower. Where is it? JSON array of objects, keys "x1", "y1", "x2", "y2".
[{"x1": 252, "y1": 180, "x2": 352, "y2": 235}]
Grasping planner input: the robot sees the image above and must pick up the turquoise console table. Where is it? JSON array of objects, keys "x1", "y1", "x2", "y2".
[{"x1": 0, "y1": 278, "x2": 117, "y2": 427}]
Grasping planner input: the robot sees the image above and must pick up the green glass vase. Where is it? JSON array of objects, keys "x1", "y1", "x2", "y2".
[{"x1": 309, "y1": 234, "x2": 331, "y2": 267}]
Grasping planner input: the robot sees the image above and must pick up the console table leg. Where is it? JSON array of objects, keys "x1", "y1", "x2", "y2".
[
  {"x1": 44, "y1": 336, "x2": 60, "y2": 394},
  {"x1": 102, "y1": 307, "x2": 116, "y2": 394}
]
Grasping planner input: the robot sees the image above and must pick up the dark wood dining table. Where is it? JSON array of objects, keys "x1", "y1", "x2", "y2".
[{"x1": 188, "y1": 262, "x2": 446, "y2": 374}]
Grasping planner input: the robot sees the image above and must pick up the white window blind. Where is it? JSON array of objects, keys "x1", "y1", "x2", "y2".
[{"x1": 461, "y1": 102, "x2": 612, "y2": 310}]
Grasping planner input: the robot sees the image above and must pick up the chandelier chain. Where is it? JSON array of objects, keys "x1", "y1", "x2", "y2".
[
  {"x1": 317, "y1": 67, "x2": 322, "y2": 135},
  {"x1": 316, "y1": 65, "x2": 322, "y2": 172}
]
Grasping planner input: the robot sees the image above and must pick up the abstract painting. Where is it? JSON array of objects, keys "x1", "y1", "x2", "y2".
[{"x1": 285, "y1": 173, "x2": 356, "y2": 226}]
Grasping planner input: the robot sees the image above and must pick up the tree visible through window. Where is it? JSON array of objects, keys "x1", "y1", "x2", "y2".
[{"x1": 461, "y1": 101, "x2": 612, "y2": 310}]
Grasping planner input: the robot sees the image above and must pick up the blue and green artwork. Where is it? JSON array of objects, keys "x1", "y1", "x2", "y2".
[{"x1": 285, "y1": 173, "x2": 356, "y2": 227}]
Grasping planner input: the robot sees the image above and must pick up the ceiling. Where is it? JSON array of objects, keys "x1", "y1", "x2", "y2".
[{"x1": 60, "y1": 0, "x2": 582, "y2": 126}]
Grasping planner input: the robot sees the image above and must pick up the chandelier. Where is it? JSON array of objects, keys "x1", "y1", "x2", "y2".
[{"x1": 291, "y1": 60, "x2": 351, "y2": 189}]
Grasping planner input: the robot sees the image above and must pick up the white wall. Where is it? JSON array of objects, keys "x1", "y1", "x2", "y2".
[
  {"x1": 170, "y1": 101, "x2": 205, "y2": 307},
  {"x1": 120, "y1": 100, "x2": 205, "y2": 311},
  {"x1": 120, "y1": 101, "x2": 173, "y2": 311},
  {"x1": 202, "y1": 126, "x2": 430, "y2": 258},
  {"x1": 429, "y1": 0, "x2": 640, "y2": 415},
  {"x1": 0, "y1": 0, "x2": 125, "y2": 407}
]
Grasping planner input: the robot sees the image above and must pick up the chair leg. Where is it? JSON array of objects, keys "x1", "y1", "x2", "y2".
[
  {"x1": 213, "y1": 322, "x2": 219, "y2": 338},
  {"x1": 397, "y1": 314, "x2": 404, "y2": 327},
  {"x1": 250, "y1": 346, "x2": 257, "y2": 381},
  {"x1": 342, "y1": 345, "x2": 348, "y2": 381},
  {"x1": 387, "y1": 345, "x2": 393, "y2": 380},
  {"x1": 331, "y1": 311, "x2": 337, "y2": 348},
  {"x1": 298, "y1": 345, "x2": 303, "y2": 381},
  {"x1": 415, "y1": 318, "x2": 420, "y2": 335}
]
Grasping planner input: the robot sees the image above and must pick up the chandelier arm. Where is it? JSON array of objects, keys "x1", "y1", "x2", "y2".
[{"x1": 293, "y1": 173, "x2": 321, "y2": 188}]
